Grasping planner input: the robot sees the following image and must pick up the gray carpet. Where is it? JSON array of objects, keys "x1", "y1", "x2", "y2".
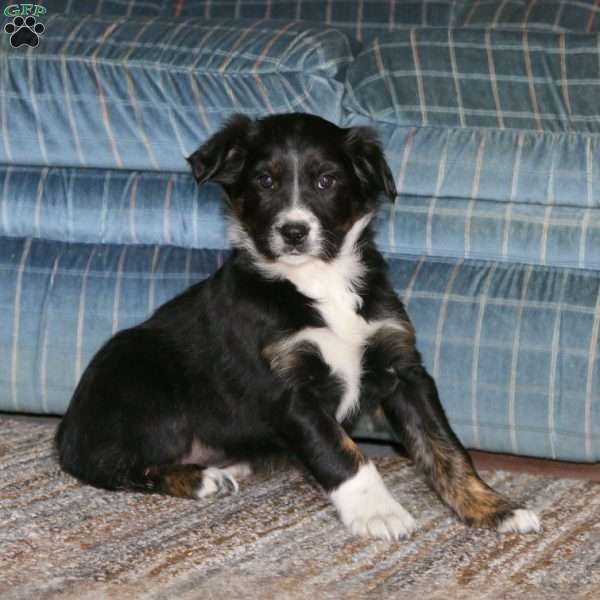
[{"x1": 1, "y1": 417, "x2": 600, "y2": 600}]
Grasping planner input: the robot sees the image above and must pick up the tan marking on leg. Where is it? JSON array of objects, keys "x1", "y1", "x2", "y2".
[
  {"x1": 339, "y1": 433, "x2": 368, "y2": 469},
  {"x1": 425, "y1": 435, "x2": 518, "y2": 527},
  {"x1": 145, "y1": 465, "x2": 205, "y2": 498}
]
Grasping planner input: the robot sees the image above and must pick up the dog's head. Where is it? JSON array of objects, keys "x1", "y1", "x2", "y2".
[{"x1": 187, "y1": 113, "x2": 396, "y2": 266}]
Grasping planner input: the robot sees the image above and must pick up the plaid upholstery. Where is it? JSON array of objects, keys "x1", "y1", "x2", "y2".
[
  {"x1": 158, "y1": 0, "x2": 457, "y2": 39},
  {"x1": 47, "y1": 0, "x2": 164, "y2": 17},
  {"x1": 354, "y1": 127, "x2": 600, "y2": 209},
  {"x1": 2, "y1": 166, "x2": 598, "y2": 272},
  {"x1": 358, "y1": 254, "x2": 600, "y2": 462},
  {"x1": 375, "y1": 194, "x2": 600, "y2": 271},
  {"x1": 0, "y1": 15, "x2": 353, "y2": 171},
  {"x1": 1, "y1": 2, "x2": 599, "y2": 462},
  {"x1": 46, "y1": 1, "x2": 600, "y2": 40},
  {"x1": 47, "y1": 0, "x2": 458, "y2": 41},
  {"x1": 1, "y1": 237, "x2": 598, "y2": 460},
  {"x1": 0, "y1": 167, "x2": 226, "y2": 249},
  {"x1": 344, "y1": 28, "x2": 600, "y2": 270},
  {"x1": 345, "y1": 28, "x2": 600, "y2": 131},
  {"x1": 458, "y1": 0, "x2": 600, "y2": 32},
  {"x1": 343, "y1": 26, "x2": 600, "y2": 460}
]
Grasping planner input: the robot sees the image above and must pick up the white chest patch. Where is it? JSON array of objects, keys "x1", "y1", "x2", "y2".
[
  {"x1": 260, "y1": 214, "x2": 405, "y2": 422},
  {"x1": 289, "y1": 324, "x2": 369, "y2": 422}
]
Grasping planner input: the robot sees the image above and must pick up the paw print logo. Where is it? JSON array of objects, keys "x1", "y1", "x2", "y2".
[{"x1": 4, "y1": 15, "x2": 45, "y2": 48}]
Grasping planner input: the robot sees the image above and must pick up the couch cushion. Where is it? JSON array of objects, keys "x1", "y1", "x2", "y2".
[
  {"x1": 345, "y1": 28, "x2": 600, "y2": 134},
  {"x1": 347, "y1": 126, "x2": 600, "y2": 209},
  {"x1": 3, "y1": 166, "x2": 599, "y2": 272},
  {"x1": 0, "y1": 15, "x2": 354, "y2": 171},
  {"x1": 375, "y1": 194, "x2": 600, "y2": 271},
  {"x1": 0, "y1": 166, "x2": 226, "y2": 249},
  {"x1": 1, "y1": 238, "x2": 598, "y2": 462}
]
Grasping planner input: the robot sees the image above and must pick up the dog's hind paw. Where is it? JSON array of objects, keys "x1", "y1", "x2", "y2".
[
  {"x1": 497, "y1": 508, "x2": 541, "y2": 534},
  {"x1": 194, "y1": 467, "x2": 239, "y2": 498}
]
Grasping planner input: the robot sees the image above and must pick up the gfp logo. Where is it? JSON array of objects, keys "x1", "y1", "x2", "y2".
[
  {"x1": 4, "y1": 4, "x2": 46, "y2": 17},
  {"x1": 3, "y1": 4, "x2": 46, "y2": 47}
]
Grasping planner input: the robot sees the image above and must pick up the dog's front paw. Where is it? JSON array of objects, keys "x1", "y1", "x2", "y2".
[
  {"x1": 497, "y1": 508, "x2": 541, "y2": 534},
  {"x1": 330, "y1": 462, "x2": 417, "y2": 541},
  {"x1": 345, "y1": 501, "x2": 417, "y2": 541}
]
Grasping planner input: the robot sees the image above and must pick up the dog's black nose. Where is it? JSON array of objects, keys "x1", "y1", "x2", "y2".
[{"x1": 280, "y1": 222, "x2": 309, "y2": 246}]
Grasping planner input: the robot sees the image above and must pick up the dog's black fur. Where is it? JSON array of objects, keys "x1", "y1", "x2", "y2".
[{"x1": 56, "y1": 113, "x2": 536, "y2": 537}]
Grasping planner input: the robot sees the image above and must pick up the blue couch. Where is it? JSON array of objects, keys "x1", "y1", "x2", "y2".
[{"x1": 1, "y1": 0, "x2": 599, "y2": 462}]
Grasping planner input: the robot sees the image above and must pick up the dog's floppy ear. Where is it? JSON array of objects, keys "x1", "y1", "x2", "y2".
[
  {"x1": 187, "y1": 114, "x2": 252, "y2": 185},
  {"x1": 344, "y1": 126, "x2": 397, "y2": 202}
]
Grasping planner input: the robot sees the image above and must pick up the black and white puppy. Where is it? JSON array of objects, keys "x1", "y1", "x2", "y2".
[{"x1": 56, "y1": 113, "x2": 540, "y2": 540}]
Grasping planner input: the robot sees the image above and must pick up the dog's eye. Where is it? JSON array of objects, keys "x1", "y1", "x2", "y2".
[
  {"x1": 317, "y1": 174, "x2": 336, "y2": 190},
  {"x1": 258, "y1": 173, "x2": 274, "y2": 189}
]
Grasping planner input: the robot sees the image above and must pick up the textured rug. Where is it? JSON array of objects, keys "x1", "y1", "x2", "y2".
[{"x1": 1, "y1": 417, "x2": 600, "y2": 600}]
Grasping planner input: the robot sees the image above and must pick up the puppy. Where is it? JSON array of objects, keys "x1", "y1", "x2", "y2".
[{"x1": 55, "y1": 113, "x2": 540, "y2": 540}]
